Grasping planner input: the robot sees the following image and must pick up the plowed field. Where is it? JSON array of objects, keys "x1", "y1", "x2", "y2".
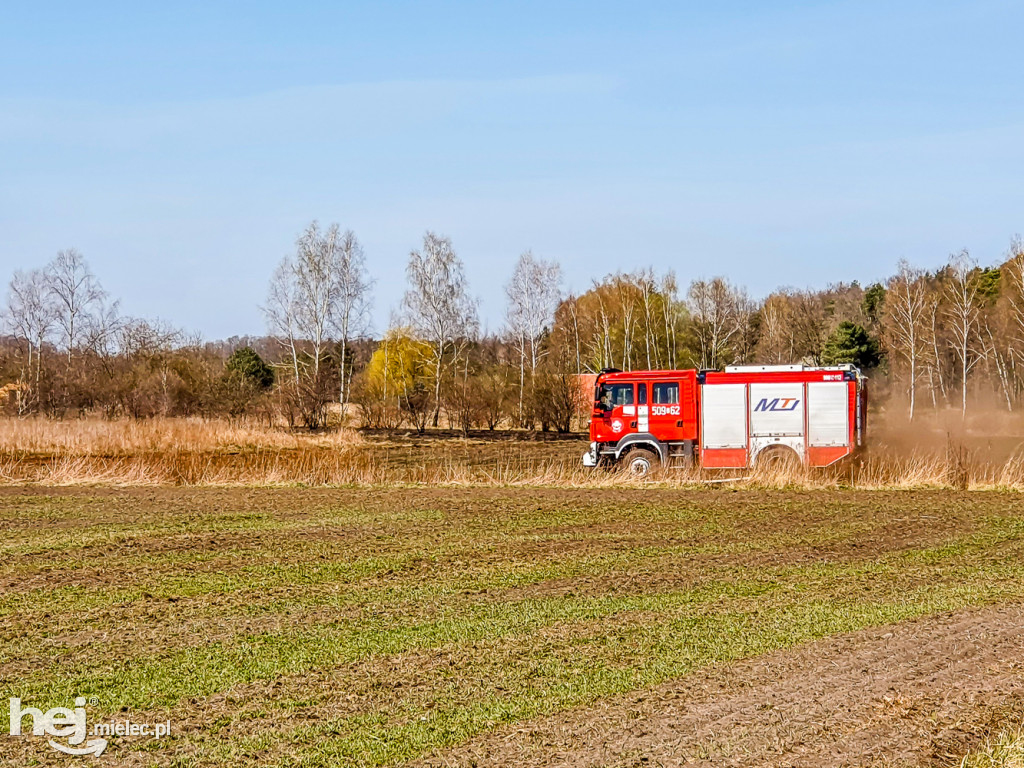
[{"x1": 2, "y1": 486, "x2": 1022, "y2": 766}]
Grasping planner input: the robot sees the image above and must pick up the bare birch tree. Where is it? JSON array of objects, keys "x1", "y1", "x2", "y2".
[
  {"x1": 924, "y1": 292, "x2": 946, "y2": 408},
  {"x1": 758, "y1": 293, "x2": 793, "y2": 364},
  {"x1": 944, "y1": 250, "x2": 982, "y2": 418},
  {"x1": 594, "y1": 288, "x2": 613, "y2": 370},
  {"x1": 292, "y1": 222, "x2": 341, "y2": 375},
  {"x1": 403, "y1": 232, "x2": 478, "y2": 427},
  {"x1": 1004, "y1": 236, "x2": 1024, "y2": 365},
  {"x1": 687, "y1": 277, "x2": 745, "y2": 369},
  {"x1": 884, "y1": 261, "x2": 929, "y2": 419},
  {"x1": 46, "y1": 249, "x2": 107, "y2": 366},
  {"x1": 789, "y1": 290, "x2": 830, "y2": 363},
  {"x1": 981, "y1": 317, "x2": 1014, "y2": 411},
  {"x1": 613, "y1": 273, "x2": 638, "y2": 369},
  {"x1": 332, "y1": 230, "x2": 372, "y2": 406},
  {"x1": 659, "y1": 271, "x2": 682, "y2": 369},
  {"x1": 505, "y1": 250, "x2": 562, "y2": 425},
  {"x1": 81, "y1": 296, "x2": 123, "y2": 360},
  {"x1": 263, "y1": 221, "x2": 372, "y2": 427},
  {"x1": 634, "y1": 268, "x2": 661, "y2": 369},
  {"x1": 4, "y1": 269, "x2": 55, "y2": 411},
  {"x1": 564, "y1": 294, "x2": 583, "y2": 374},
  {"x1": 264, "y1": 258, "x2": 303, "y2": 389}
]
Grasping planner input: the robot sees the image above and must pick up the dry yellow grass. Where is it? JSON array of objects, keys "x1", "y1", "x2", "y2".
[
  {"x1": 1, "y1": 416, "x2": 1024, "y2": 490},
  {"x1": 2, "y1": 447, "x2": 1024, "y2": 489},
  {"x1": 961, "y1": 723, "x2": 1024, "y2": 768},
  {"x1": 0, "y1": 415, "x2": 362, "y2": 454}
]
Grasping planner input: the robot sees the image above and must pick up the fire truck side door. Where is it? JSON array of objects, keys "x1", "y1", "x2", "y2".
[
  {"x1": 649, "y1": 380, "x2": 685, "y2": 440},
  {"x1": 605, "y1": 382, "x2": 635, "y2": 438}
]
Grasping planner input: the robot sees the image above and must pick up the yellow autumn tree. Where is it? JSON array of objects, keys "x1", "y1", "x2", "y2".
[{"x1": 357, "y1": 328, "x2": 434, "y2": 430}]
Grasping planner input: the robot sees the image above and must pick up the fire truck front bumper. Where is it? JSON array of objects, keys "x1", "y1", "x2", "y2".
[{"x1": 582, "y1": 442, "x2": 598, "y2": 468}]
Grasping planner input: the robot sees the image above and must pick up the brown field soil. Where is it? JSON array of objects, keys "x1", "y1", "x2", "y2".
[
  {"x1": 1, "y1": 486, "x2": 1023, "y2": 766},
  {"x1": 415, "y1": 603, "x2": 1024, "y2": 768}
]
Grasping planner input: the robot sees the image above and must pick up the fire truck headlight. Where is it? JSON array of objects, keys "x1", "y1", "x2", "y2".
[{"x1": 582, "y1": 442, "x2": 598, "y2": 468}]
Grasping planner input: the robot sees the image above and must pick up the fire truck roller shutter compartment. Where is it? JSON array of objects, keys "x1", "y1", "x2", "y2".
[
  {"x1": 749, "y1": 384, "x2": 804, "y2": 437},
  {"x1": 748, "y1": 382, "x2": 806, "y2": 465},
  {"x1": 807, "y1": 382, "x2": 850, "y2": 447},
  {"x1": 701, "y1": 383, "x2": 747, "y2": 467}
]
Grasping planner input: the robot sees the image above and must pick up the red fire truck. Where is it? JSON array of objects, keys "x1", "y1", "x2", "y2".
[{"x1": 582, "y1": 364, "x2": 866, "y2": 475}]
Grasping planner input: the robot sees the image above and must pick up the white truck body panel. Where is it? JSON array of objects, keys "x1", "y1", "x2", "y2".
[
  {"x1": 807, "y1": 381, "x2": 850, "y2": 447},
  {"x1": 749, "y1": 383, "x2": 804, "y2": 437},
  {"x1": 700, "y1": 383, "x2": 747, "y2": 449}
]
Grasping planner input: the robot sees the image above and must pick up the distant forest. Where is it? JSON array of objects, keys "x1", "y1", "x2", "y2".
[{"x1": 4, "y1": 222, "x2": 1023, "y2": 432}]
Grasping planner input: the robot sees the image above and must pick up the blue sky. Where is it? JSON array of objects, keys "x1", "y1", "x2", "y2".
[{"x1": 2, "y1": 1, "x2": 1022, "y2": 339}]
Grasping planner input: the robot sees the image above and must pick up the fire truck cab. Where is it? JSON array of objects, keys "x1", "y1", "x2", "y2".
[{"x1": 583, "y1": 364, "x2": 866, "y2": 475}]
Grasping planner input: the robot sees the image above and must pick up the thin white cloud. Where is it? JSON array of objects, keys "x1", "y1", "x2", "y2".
[{"x1": 0, "y1": 74, "x2": 619, "y2": 148}]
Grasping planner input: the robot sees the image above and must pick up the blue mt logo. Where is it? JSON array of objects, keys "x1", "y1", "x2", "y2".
[{"x1": 754, "y1": 397, "x2": 800, "y2": 412}]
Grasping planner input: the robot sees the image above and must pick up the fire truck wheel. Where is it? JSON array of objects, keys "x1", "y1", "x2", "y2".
[
  {"x1": 756, "y1": 445, "x2": 800, "y2": 471},
  {"x1": 624, "y1": 448, "x2": 659, "y2": 477}
]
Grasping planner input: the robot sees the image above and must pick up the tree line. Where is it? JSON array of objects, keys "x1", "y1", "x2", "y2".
[{"x1": 4, "y1": 224, "x2": 1023, "y2": 430}]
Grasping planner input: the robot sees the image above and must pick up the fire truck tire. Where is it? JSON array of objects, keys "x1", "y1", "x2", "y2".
[
  {"x1": 755, "y1": 445, "x2": 801, "y2": 471},
  {"x1": 624, "y1": 448, "x2": 659, "y2": 477}
]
